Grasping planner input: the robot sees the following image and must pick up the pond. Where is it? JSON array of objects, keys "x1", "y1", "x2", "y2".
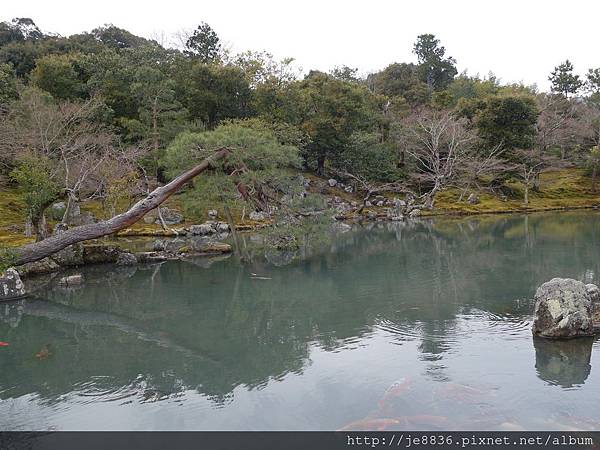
[{"x1": 1, "y1": 212, "x2": 600, "y2": 431}]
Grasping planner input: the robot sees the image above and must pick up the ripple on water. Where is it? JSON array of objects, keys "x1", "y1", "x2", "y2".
[{"x1": 375, "y1": 310, "x2": 531, "y2": 344}]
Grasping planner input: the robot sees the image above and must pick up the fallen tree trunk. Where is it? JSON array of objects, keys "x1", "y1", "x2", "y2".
[{"x1": 12, "y1": 148, "x2": 231, "y2": 266}]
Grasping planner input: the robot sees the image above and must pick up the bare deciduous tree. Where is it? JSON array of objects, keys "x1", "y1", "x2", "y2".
[
  {"x1": 0, "y1": 88, "x2": 142, "y2": 238},
  {"x1": 404, "y1": 110, "x2": 474, "y2": 208}
]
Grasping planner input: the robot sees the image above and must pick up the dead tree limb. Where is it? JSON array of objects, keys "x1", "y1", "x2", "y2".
[{"x1": 12, "y1": 148, "x2": 231, "y2": 266}]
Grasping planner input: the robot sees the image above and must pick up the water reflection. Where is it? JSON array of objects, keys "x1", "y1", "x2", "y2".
[
  {"x1": 1, "y1": 212, "x2": 600, "y2": 430},
  {"x1": 534, "y1": 337, "x2": 594, "y2": 388}
]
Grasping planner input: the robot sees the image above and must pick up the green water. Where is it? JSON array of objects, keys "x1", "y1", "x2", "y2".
[{"x1": 1, "y1": 212, "x2": 600, "y2": 431}]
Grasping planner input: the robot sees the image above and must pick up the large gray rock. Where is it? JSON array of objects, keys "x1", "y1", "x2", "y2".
[
  {"x1": 82, "y1": 244, "x2": 121, "y2": 264},
  {"x1": 51, "y1": 243, "x2": 84, "y2": 266},
  {"x1": 189, "y1": 223, "x2": 214, "y2": 235},
  {"x1": 17, "y1": 257, "x2": 60, "y2": 277},
  {"x1": 215, "y1": 221, "x2": 230, "y2": 232},
  {"x1": 48, "y1": 202, "x2": 67, "y2": 220},
  {"x1": 0, "y1": 269, "x2": 26, "y2": 300},
  {"x1": 532, "y1": 278, "x2": 595, "y2": 339},
  {"x1": 116, "y1": 252, "x2": 138, "y2": 266}
]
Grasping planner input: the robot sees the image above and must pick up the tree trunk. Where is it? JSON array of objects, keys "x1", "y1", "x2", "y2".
[
  {"x1": 156, "y1": 206, "x2": 169, "y2": 231},
  {"x1": 31, "y1": 210, "x2": 49, "y2": 242},
  {"x1": 524, "y1": 184, "x2": 529, "y2": 206},
  {"x1": 12, "y1": 148, "x2": 231, "y2": 266},
  {"x1": 62, "y1": 192, "x2": 78, "y2": 225},
  {"x1": 397, "y1": 147, "x2": 405, "y2": 168},
  {"x1": 24, "y1": 215, "x2": 33, "y2": 238},
  {"x1": 316, "y1": 155, "x2": 325, "y2": 176}
]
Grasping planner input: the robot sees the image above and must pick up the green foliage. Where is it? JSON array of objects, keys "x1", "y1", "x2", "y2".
[
  {"x1": 179, "y1": 62, "x2": 252, "y2": 128},
  {"x1": 231, "y1": 51, "x2": 299, "y2": 87},
  {"x1": 290, "y1": 71, "x2": 380, "y2": 172},
  {"x1": 0, "y1": 63, "x2": 18, "y2": 106},
  {"x1": 368, "y1": 63, "x2": 430, "y2": 106},
  {"x1": 178, "y1": 172, "x2": 242, "y2": 219},
  {"x1": 0, "y1": 247, "x2": 18, "y2": 272},
  {"x1": 163, "y1": 123, "x2": 302, "y2": 212},
  {"x1": 586, "y1": 68, "x2": 600, "y2": 95},
  {"x1": 588, "y1": 146, "x2": 600, "y2": 171},
  {"x1": 0, "y1": 40, "x2": 43, "y2": 77},
  {"x1": 330, "y1": 65, "x2": 360, "y2": 83},
  {"x1": 335, "y1": 132, "x2": 403, "y2": 182},
  {"x1": 9, "y1": 155, "x2": 62, "y2": 218},
  {"x1": 129, "y1": 56, "x2": 186, "y2": 144},
  {"x1": 84, "y1": 48, "x2": 138, "y2": 119},
  {"x1": 90, "y1": 25, "x2": 151, "y2": 49},
  {"x1": 31, "y1": 53, "x2": 86, "y2": 100},
  {"x1": 446, "y1": 73, "x2": 499, "y2": 103},
  {"x1": 549, "y1": 60, "x2": 583, "y2": 97},
  {"x1": 164, "y1": 123, "x2": 301, "y2": 176},
  {"x1": 462, "y1": 95, "x2": 539, "y2": 151},
  {"x1": 223, "y1": 117, "x2": 310, "y2": 150},
  {"x1": 184, "y1": 23, "x2": 221, "y2": 63},
  {"x1": 413, "y1": 34, "x2": 457, "y2": 91}
]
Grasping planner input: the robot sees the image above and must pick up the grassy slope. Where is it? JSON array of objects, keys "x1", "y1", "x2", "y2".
[
  {"x1": 431, "y1": 169, "x2": 600, "y2": 215},
  {"x1": 0, "y1": 168, "x2": 599, "y2": 247}
]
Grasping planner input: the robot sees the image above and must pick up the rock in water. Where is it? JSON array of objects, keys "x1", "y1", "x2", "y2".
[
  {"x1": 0, "y1": 269, "x2": 26, "y2": 300},
  {"x1": 532, "y1": 278, "x2": 594, "y2": 338}
]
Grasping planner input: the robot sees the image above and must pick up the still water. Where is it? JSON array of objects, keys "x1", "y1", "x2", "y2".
[{"x1": 1, "y1": 212, "x2": 600, "y2": 431}]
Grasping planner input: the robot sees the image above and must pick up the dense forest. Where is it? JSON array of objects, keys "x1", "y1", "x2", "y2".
[{"x1": 1, "y1": 17, "x2": 600, "y2": 261}]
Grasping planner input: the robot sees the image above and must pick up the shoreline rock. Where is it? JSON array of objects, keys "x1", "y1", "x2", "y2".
[{"x1": 0, "y1": 269, "x2": 26, "y2": 301}]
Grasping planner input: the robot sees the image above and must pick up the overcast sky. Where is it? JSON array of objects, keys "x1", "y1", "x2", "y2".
[{"x1": 3, "y1": 0, "x2": 599, "y2": 90}]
